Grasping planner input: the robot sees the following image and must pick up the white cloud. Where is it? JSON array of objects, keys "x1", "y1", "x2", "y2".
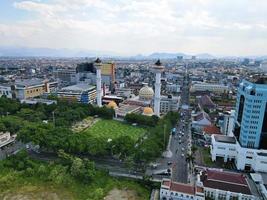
[{"x1": 0, "y1": 0, "x2": 266, "y2": 56}]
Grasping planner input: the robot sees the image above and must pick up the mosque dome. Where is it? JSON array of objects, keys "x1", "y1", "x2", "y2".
[
  {"x1": 139, "y1": 84, "x2": 154, "y2": 101},
  {"x1": 107, "y1": 101, "x2": 118, "y2": 109},
  {"x1": 143, "y1": 107, "x2": 154, "y2": 116}
]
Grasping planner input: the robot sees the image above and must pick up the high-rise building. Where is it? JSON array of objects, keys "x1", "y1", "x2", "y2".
[
  {"x1": 234, "y1": 79, "x2": 267, "y2": 149},
  {"x1": 210, "y1": 79, "x2": 267, "y2": 172}
]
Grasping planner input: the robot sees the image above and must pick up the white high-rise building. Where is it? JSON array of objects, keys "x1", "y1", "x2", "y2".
[
  {"x1": 95, "y1": 58, "x2": 102, "y2": 107},
  {"x1": 154, "y1": 60, "x2": 164, "y2": 117}
]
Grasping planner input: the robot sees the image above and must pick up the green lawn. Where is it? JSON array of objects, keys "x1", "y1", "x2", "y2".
[{"x1": 82, "y1": 119, "x2": 146, "y2": 141}]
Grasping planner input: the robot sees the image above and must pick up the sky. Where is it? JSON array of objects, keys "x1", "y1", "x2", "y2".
[{"x1": 0, "y1": 0, "x2": 267, "y2": 56}]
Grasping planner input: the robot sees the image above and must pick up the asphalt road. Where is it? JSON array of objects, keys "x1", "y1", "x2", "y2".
[
  {"x1": 171, "y1": 73, "x2": 191, "y2": 183},
  {"x1": 146, "y1": 69, "x2": 192, "y2": 183}
]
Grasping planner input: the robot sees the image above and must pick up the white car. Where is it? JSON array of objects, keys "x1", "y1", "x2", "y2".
[
  {"x1": 181, "y1": 153, "x2": 185, "y2": 157},
  {"x1": 181, "y1": 148, "x2": 185, "y2": 151}
]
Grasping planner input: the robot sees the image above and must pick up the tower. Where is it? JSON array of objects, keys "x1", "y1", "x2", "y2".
[
  {"x1": 154, "y1": 59, "x2": 164, "y2": 117},
  {"x1": 234, "y1": 79, "x2": 267, "y2": 149},
  {"x1": 95, "y1": 58, "x2": 102, "y2": 107}
]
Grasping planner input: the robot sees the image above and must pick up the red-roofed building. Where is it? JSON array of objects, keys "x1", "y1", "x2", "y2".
[
  {"x1": 203, "y1": 125, "x2": 221, "y2": 136},
  {"x1": 198, "y1": 169, "x2": 259, "y2": 200},
  {"x1": 203, "y1": 125, "x2": 222, "y2": 143},
  {"x1": 160, "y1": 179, "x2": 204, "y2": 200}
]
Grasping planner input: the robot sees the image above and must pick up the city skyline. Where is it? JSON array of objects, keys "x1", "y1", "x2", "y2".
[{"x1": 1, "y1": 0, "x2": 267, "y2": 56}]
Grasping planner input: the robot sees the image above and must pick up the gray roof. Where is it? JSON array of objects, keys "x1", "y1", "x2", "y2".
[
  {"x1": 15, "y1": 79, "x2": 45, "y2": 87},
  {"x1": 214, "y1": 135, "x2": 236, "y2": 144},
  {"x1": 61, "y1": 84, "x2": 95, "y2": 92}
]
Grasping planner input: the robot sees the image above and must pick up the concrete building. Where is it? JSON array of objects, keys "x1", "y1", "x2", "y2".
[
  {"x1": 55, "y1": 68, "x2": 77, "y2": 85},
  {"x1": 158, "y1": 95, "x2": 180, "y2": 114},
  {"x1": 75, "y1": 61, "x2": 115, "y2": 87},
  {"x1": 166, "y1": 83, "x2": 181, "y2": 93},
  {"x1": 221, "y1": 110, "x2": 235, "y2": 136},
  {"x1": 260, "y1": 60, "x2": 267, "y2": 72},
  {"x1": 234, "y1": 79, "x2": 267, "y2": 149},
  {"x1": 115, "y1": 104, "x2": 141, "y2": 118},
  {"x1": 211, "y1": 134, "x2": 267, "y2": 172},
  {"x1": 0, "y1": 84, "x2": 12, "y2": 98},
  {"x1": 190, "y1": 82, "x2": 229, "y2": 94},
  {"x1": 14, "y1": 79, "x2": 56, "y2": 100},
  {"x1": 210, "y1": 79, "x2": 267, "y2": 172},
  {"x1": 57, "y1": 84, "x2": 96, "y2": 104},
  {"x1": 95, "y1": 58, "x2": 102, "y2": 107},
  {"x1": 0, "y1": 132, "x2": 16, "y2": 148}
]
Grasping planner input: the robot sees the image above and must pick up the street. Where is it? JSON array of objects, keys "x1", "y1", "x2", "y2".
[{"x1": 146, "y1": 66, "x2": 192, "y2": 183}]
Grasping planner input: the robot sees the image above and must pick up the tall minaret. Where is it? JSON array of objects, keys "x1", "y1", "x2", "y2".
[
  {"x1": 95, "y1": 58, "x2": 102, "y2": 107},
  {"x1": 154, "y1": 59, "x2": 164, "y2": 117}
]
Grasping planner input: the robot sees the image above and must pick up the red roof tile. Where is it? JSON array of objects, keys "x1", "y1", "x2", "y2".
[
  {"x1": 170, "y1": 182, "x2": 195, "y2": 195},
  {"x1": 203, "y1": 125, "x2": 221, "y2": 135},
  {"x1": 162, "y1": 180, "x2": 171, "y2": 187},
  {"x1": 201, "y1": 170, "x2": 252, "y2": 195}
]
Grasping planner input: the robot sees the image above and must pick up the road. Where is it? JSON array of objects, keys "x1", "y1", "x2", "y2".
[
  {"x1": 146, "y1": 65, "x2": 192, "y2": 183},
  {"x1": 171, "y1": 68, "x2": 191, "y2": 183}
]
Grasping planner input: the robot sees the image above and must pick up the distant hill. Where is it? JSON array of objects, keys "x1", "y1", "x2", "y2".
[
  {"x1": 0, "y1": 47, "x2": 119, "y2": 57},
  {"x1": 148, "y1": 52, "x2": 187, "y2": 59},
  {"x1": 1, "y1": 46, "x2": 266, "y2": 60}
]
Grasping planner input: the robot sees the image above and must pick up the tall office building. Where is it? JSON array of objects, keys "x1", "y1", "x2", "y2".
[{"x1": 234, "y1": 79, "x2": 267, "y2": 149}]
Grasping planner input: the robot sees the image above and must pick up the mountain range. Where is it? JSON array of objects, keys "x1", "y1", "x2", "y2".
[{"x1": 0, "y1": 47, "x2": 266, "y2": 60}]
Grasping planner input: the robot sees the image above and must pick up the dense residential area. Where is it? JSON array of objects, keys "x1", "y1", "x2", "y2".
[
  {"x1": 0, "y1": 56, "x2": 267, "y2": 200},
  {"x1": 1, "y1": 1, "x2": 267, "y2": 199}
]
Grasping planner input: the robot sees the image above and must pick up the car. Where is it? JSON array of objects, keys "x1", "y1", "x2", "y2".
[
  {"x1": 179, "y1": 140, "x2": 182, "y2": 144},
  {"x1": 151, "y1": 164, "x2": 158, "y2": 169},
  {"x1": 167, "y1": 161, "x2": 172, "y2": 165},
  {"x1": 181, "y1": 154, "x2": 184, "y2": 157},
  {"x1": 181, "y1": 148, "x2": 185, "y2": 151}
]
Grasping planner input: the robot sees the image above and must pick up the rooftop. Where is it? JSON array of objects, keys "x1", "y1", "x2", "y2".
[
  {"x1": 60, "y1": 84, "x2": 95, "y2": 92},
  {"x1": 15, "y1": 78, "x2": 45, "y2": 87},
  {"x1": 203, "y1": 125, "x2": 221, "y2": 135},
  {"x1": 201, "y1": 170, "x2": 252, "y2": 195},
  {"x1": 214, "y1": 135, "x2": 236, "y2": 144},
  {"x1": 161, "y1": 179, "x2": 196, "y2": 195}
]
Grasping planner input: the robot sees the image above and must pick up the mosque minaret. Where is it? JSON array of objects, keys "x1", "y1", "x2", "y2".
[{"x1": 154, "y1": 59, "x2": 164, "y2": 117}]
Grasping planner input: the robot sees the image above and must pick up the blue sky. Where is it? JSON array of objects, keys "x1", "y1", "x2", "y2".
[{"x1": 0, "y1": 0, "x2": 267, "y2": 56}]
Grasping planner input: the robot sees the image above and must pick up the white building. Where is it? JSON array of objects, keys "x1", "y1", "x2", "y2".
[
  {"x1": 0, "y1": 84, "x2": 12, "y2": 98},
  {"x1": 210, "y1": 134, "x2": 267, "y2": 172},
  {"x1": 260, "y1": 60, "x2": 267, "y2": 72},
  {"x1": 199, "y1": 169, "x2": 260, "y2": 200},
  {"x1": 159, "y1": 95, "x2": 180, "y2": 114},
  {"x1": 57, "y1": 84, "x2": 96, "y2": 104},
  {"x1": 0, "y1": 132, "x2": 16, "y2": 148},
  {"x1": 221, "y1": 110, "x2": 235, "y2": 136},
  {"x1": 160, "y1": 179, "x2": 205, "y2": 200},
  {"x1": 166, "y1": 83, "x2": 181, "y2": 93},
  {"x1": 190, "y1": 82, "x2": 229, "y2": 94}
]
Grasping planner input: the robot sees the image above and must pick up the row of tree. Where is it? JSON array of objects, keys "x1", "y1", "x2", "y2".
[
  {"x1": 2, "y1": 150, "x2": 96, "y2": 184},
  {"x1": 124, "y1": 113, "x2": 159, "y2": 127}
]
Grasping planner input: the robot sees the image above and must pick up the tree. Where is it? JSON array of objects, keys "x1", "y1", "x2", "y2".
[
  {"x1": 49, "y1": 165, "x2": 68, "y2": 184},
  {"x1": 87, "y1": 188, "x2": 104, "y2": 200}
]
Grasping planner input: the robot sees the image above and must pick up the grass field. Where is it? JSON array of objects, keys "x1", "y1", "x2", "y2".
[{"x1": 82, "y1": 119, "x2": 146, "y2": 141}]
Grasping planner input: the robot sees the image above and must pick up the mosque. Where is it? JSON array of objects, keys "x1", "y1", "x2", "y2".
[{"x1": 94, "y1": 58, "x2": 164, "y2": 118}]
